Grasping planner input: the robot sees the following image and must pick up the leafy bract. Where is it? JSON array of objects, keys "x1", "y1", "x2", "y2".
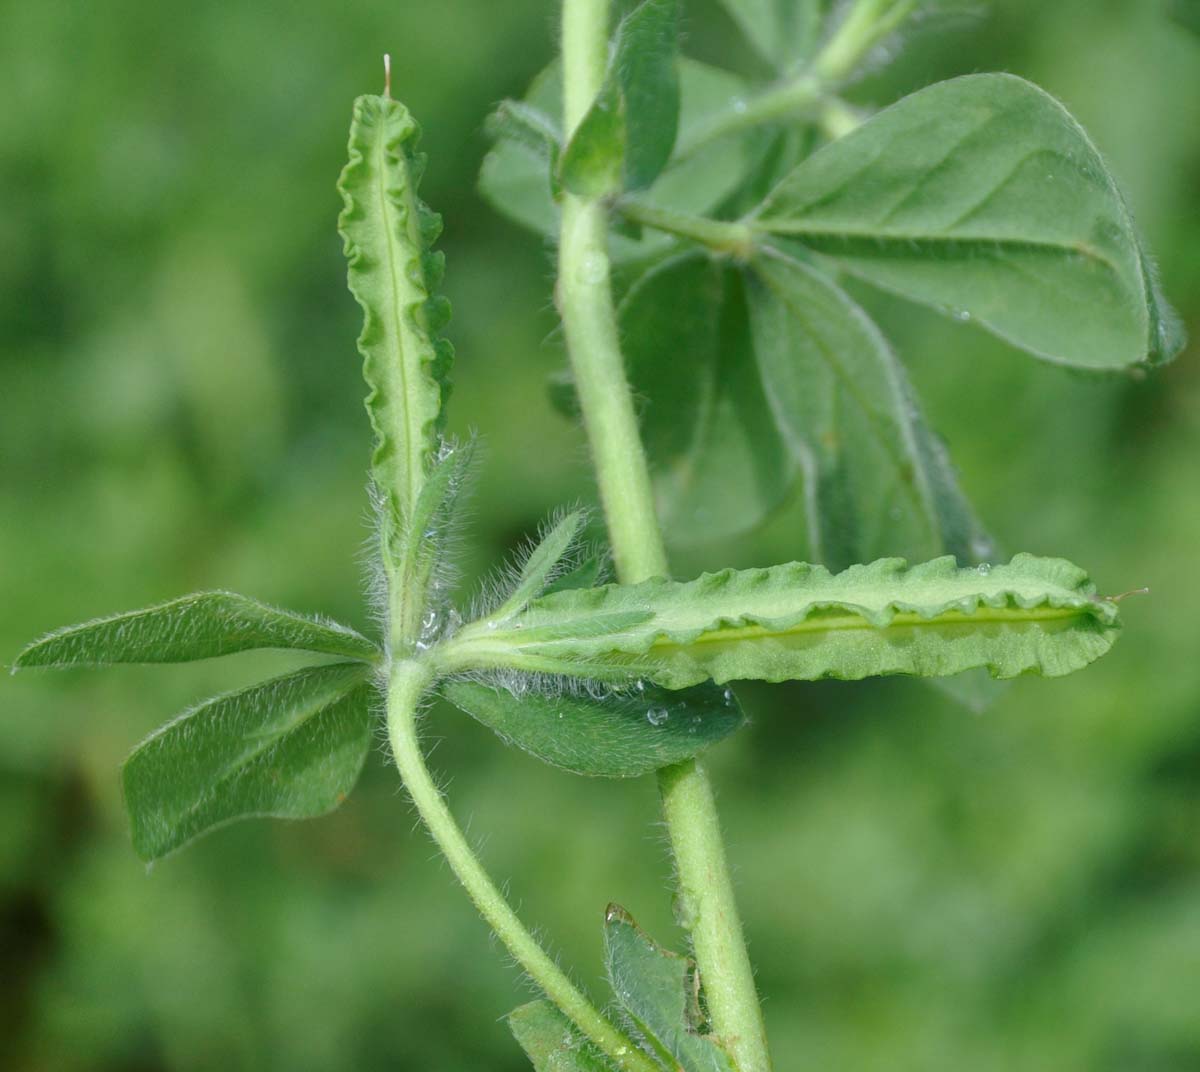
[
  {"x1": 390, "y1": 440, "x2": 474, "y2": 650},
  {"x1": 440, "y1": 679, "x2": 744, "y2": 778},
  {"x1": 544, "y1": 553, "x2": 608, "y2": 595},
  {"x1": 123, "y1": 662, "x2": 375, "y2": 860},
  {"x1": 437, "y1": 554, "x2": 1121, "y2": 688},
  {"x1": 619, "y1": 254, "x2": 794, "y2": 542},
  {"x1": 560, "y1": 0, "x2": 681, "y2": 196},
  {"x1": 508, "y1": 1000, "x2": 616, "y2": 1072},
  {"x1": 753, "y1": 74, "x2": 1184, "y2": 369},
  {"x1": 604, "y1": 905, "x2": 736, "y2": 1072},
  {"x1": 338, "y1": 94, "x2": 453, "y2": 549},
  {"x1": 491, "y1": 510, "x2": 590, "y2": 623},
  {"x1": 14, "y1": 591, "x2": 378, "y2": 669},
  {"x1": 716, "y1": 0, "x2": 825, "y2": 72},
  {"x1": 745, "y1": 248, "x2": 988, "y2": 569},
  {"x1": 479, "y1": 60, "x2": 754, "y2": 261}
]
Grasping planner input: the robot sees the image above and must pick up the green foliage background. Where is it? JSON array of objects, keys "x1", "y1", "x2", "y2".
[{"x1": 3, "y1": 1, "x2": 1198, "y2": 1068}]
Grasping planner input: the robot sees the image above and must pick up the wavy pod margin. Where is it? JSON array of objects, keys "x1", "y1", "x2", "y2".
[
  {"x1": 338, "y1": 94, "x2": 453, "y2": 543},
  {"x1": 437, "y1": 554, "x2": 1122, "y2": 687}
]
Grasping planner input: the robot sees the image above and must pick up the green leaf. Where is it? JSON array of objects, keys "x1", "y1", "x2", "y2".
[
  {"x1": 14, "y1": 592, "x2": 378, "y2": 669},
  {"x1": 338, "y1": 94, "x2": 454, "y2": 553},
  {"x1": 485, "y1": 99, "x2": 562, "y2": 198},
  {"x1": 716, "y1": 0, "x2": 825, "y2": 72},
  {"x1": 440, "y1": 679, "x2": 744, "y2": 778},
  {"x1": 544, "y1": 553, "x2": 608, "y2": 595},
  {"x1": 507, "y1": 1000, "x2": 616, "y2": 1072},
  {"x1": 438, "y1": 554, "x2": 1121, "y2": 688},
  {"x1": 491, "y1": 510, "x2": 590, "y2": 622},
  {"x1": 603, "y1": 905, "x2": 736, "y2": 1072},
  {"x1": 480, "y1": 60, "x2": 754, "y2": 261},
  {"x1": 620, "y1": 253, "x2": 795, "y2": 542},
  {"x1": 560, "y1": 0, "x2": 681, "y2": 196},
  {"x1": 561, "y1": 80, "x2": 625, "y2": 198},
  {"x1": 745, "y1": 248, "x2": 988, "y2": 569},
  {"x1": 753, "y1": 74, "x2": 1184, "y2": 369},
  {"x1": 123, "y1": 662, "x2": 375, "y2": 860}
]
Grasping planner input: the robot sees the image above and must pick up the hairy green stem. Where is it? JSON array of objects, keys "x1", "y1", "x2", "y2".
[
  {"x1": 386, "y1": 660, "x2": 658, "y2": 1072},
  {"x1": 559, "y1": 2, "x2": 772, "y2": 1069},
  {"x1": 617, "y1": 200, "x2": 755, "y2": 258}
]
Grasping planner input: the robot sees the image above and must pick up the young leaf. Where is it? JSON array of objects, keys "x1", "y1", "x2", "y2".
[
  {"x1": 437, "y1": 554, "x2": 1121, "y2": 688},
  {"x1": 619, "y1": 253, "x2": 795, "y2": 543},
  {"x1": 544, "y1": 553, "x2": 608, "y2": 595},
  {"x1": 123, "y1": 662, "x2": 375, "y2": 860},
  {"x1": 716, "y1": 0, "x2": 825, "y2": 72},
  {"x1": 440, "y1": 679, "x2": 744, "y2": 778},
  {"x1": 14, "y1": 592, "x2": 378, "y2": 669},
  {"x1": 603, "y1": 905, "x2": 736, "y2": 1072},
  {"x1": 753, "y1": 74, "x2": 1184, "y2": 369},
  {"x1": 508, "y1": 1000, "x2": 617, "y2": 1072},
  {"x1": 481, "y1": 60, "x2": 752, "y2": 262},
  {"x1": 491, "y1": 510, "x2": 590, "y2": 622},
  {"x1": 560, "y1": 0, "x2": 681, "y2": 197},
  {"x1": 745, "y1": 247, "x2": 988, "y2": 569},
  {"x1": 338, "y1": 94, "x2": 454, "y2": 547}
]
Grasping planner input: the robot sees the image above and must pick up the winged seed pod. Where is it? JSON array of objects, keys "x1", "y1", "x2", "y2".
[{"x1": 435, "y1": 554, "x2": 1120, "y2": 688}]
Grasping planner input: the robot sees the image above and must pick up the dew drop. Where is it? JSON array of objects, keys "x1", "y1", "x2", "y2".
[
  {"x1": 486, "y1": 620, "x2": 498, "y2": 630},
  {"x1": 646, "y1": 708, "x2": 669, "y2": 727},
  {"x1": 722, "y1": 687, "x2": 734, "y2": 705},
  {"x1": 634, "y1": 679, "x2": 646, "y2": 692},
  {"x1": 955, "y1": 309, "x2": 972, "y2": 322},
  {"x1": 976, "y1": 562, "x2": 992, "y2": 576}
]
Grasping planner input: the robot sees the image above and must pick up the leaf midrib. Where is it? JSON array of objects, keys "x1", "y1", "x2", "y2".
[{"x1": 750, "y1": 224, "x2": 1120, "y2": 276}]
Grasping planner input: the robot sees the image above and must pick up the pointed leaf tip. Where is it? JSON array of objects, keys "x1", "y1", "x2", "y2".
[{"x1": 754, "y1": 74, "x2": 1183, "y2": 369}]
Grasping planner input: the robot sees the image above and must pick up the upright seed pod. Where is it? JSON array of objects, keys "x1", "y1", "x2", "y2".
[{"x1": 337, "y1": 80, "x2": 454, "y2": 652}]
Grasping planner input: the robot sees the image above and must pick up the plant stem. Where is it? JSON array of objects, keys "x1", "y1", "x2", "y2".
[
  {"x1": 558, "y1": 2, "x2": 771, "y2": 1070},
  {"x1": 678, "y1": 73, "x2": 823, "y2": 157},
  {"x1": 675, "y1": 0, "x2": 915, "y2": 157},
  {"x1": 617, "y1": 200, "x2": 755, "y2": 258},
  {"x1": 386, "y1": 659, "x2": 659, "y2": 1072}
]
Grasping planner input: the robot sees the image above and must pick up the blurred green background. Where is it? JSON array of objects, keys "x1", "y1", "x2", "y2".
[{"x1": 3, "y1": 1, "x2": 1199, "y2": 1069}]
